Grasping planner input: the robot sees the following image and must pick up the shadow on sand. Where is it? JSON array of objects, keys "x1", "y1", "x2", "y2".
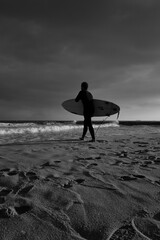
[{"x1": 0, "y1": 139, "x2": 89, "y2": 147}]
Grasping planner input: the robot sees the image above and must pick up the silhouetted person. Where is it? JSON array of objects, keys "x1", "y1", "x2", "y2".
[{"x1": 75, "y1": 82, "x2": 95, "y2": 142}]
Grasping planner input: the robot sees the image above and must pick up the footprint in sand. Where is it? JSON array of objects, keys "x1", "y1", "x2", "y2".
[
  {"x1": 54, "y1": 160, "x2": 61, "y2": 164},
  {"x1": 132, "y1": 174, "x2": 145, "y2": 179},
  {"x1": 26, "y1": 171, "x2": 39, "y2": 181},
  {"x1": 86, "y1": 163, "x2": 98, "y2": 169},
  {"x1": 144, "y1": 160, "x2": 153, "y2": 164},
  {"x1": 0, "y1": 168, "x2": 10, "y2": 173},
  {"x1": 75, "y1": 179, "x2": 85, "y2": 184},
  {"x1": 18, "y1": 185, "x2": 34, "y2": 196},
  {"x1": 19, "y1": 171, "x2": 27, "y2": 179},
  {"x1": 7, "y1": 169, "x2": 19, "y2": 176},
  {"x1": 0, "y1": 187, "x2": 12, "y2": 196},
  {"x1": 85, "y1": 157, "x2": 94, "y2": 160},
  {"x1": 62, "y1": 178, "x2": 86, "y2": 188},
  {"x1": 135, "y1": 149, "x2": 149, "y2": 154},
  {"x1": 153, "y1": 147, "x2": 160, "y2": 151},
  {"x1": 89, "y1": 146, "x2": 96, "y2": 149},
  {"x1": 139, "y1": 163, "x2": 150, "y2": 169},
  {"x1": 0, "y1": 196, "x2": 5, "y2": 204},
  {"x1": 41, "y1": 161, "x2": 60, "y2": 169},
  {"x1": 0, "y1": 202, "x2": 32, "y2": 218},
  {"x1": 117, "y1": 151, "x2": 128, "y2": 158},
  {"x1": 154, "y1": 158, "x2": 160, "y2": 165},
  {"x1": 147, "y1": 155, "x2": 156, "y2": 160},
  {"x1": 138, "y1": 144, "x2": 149, "y2": 147},
  {"x1": 153, "y1": 212, "x2": 160, "y2": 221},
  {"x1": 154, "y1": 180, "x2": 160, "y2": 186},
  {"x1": 41, "y1": 161, "x2": 51, "y2": 167},
  {"x1": 133, "y1": 141, "x2": 148, "y2": 145},
  {"x1": 15, "y1": 204, "x2": 32, "y2": 215},
  {"x1": 0, "y1": 206, "x2": 18, "y2": 218},
  {"x1": 119, "y1": 176, "x2": 137, "y2": 181},
  {"x1": 0, "y1": 168, "x2": 34, "y2": 218},
  {"x1": 97, "y1": 140, "x2": 108, "y2": 143},
  {"x1": 107, "y1": 224, "x2": 136, "y2": 240},
  {"x1": 136, "y1": 209, "x2": 149, "y2": 218},
  {"x1": 100, "y1": 153, "x2": 106, "y2": 156},
  {"x1": 62, "y1": 181, "x2": 73, "y2": 188},
  {"x1": 132, "y1": 217, "x2": 160, "y2": 240}
]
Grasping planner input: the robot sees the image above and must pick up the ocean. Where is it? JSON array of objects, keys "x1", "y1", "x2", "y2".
[{"x1": 0, "y1": 120, "x2": 160, "y2": 146}]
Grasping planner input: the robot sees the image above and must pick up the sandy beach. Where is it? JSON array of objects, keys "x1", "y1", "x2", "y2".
[{"x1": 0, "y1": 124, "x2": 160, "y2": 239}]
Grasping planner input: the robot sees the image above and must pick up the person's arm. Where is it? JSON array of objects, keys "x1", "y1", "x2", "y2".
[
  {"x1": 90, "y1": 99, "x2": 95, "y2": 117},
  {"x1": 75, "y1": 91, "x2": 81, "y2": 102},
  {"x1": 89, "y1": 93, "x2": 95, "y2": 116}
]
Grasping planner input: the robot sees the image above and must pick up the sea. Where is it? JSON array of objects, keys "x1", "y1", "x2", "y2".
[{"x1": 0, "y1": 120, "x2": 160, "y2": 146}]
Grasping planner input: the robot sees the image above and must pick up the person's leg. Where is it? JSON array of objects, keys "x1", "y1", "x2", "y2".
[
  {"x1": 80, "y1": 118, "x2": 88, "y2": 140},
  {"x1": 87, "y1": 117, "x2": 95, "y2": 141}
]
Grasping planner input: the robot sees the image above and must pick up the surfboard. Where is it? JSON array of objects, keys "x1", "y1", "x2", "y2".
[{"x1": 62, "y1": 99, "x2": 120, "y2": 117}]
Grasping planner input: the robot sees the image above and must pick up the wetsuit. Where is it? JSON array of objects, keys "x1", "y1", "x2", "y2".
[{"x1": 75, "y1": 90, "x2": 95, "y2": 140}]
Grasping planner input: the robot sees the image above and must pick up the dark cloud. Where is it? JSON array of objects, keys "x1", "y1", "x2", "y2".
[{"x1": 1, "y1": 0, "x2": 160, "y2": 61}]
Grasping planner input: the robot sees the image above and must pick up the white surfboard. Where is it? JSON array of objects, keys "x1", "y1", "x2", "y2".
[{"x1": 62, "y1": 99, "x2": 120, "y2": 117}]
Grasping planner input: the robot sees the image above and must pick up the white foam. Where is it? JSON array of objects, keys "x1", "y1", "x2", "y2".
[
  {"x1": 94, "y1": 122, "x2": 119, "y2": 128},
  {"x1": 0, "y1": 121, "x2": 119, "y2": 137},
  {"x1": 0, "y1": 125, "x2": 82, "y2": 136}
]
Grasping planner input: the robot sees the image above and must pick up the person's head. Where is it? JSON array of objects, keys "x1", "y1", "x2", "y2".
[{"x1": 81, "y1": 82, "x2": 88, "y2": 91}]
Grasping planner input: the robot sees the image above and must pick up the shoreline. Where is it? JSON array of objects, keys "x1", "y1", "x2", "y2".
[{"x1": 1, "y1": 120, "x2": 160, "y2": 126}]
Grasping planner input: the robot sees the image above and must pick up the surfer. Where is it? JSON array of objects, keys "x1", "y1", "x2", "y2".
[{"x1": 75, "y1": 82, "x2": 95, "y2": 142}]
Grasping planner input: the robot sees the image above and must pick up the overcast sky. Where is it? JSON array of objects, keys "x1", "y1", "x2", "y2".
[{"x1": 0, "y1": 0, "x2": 160, "y2": 120}]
